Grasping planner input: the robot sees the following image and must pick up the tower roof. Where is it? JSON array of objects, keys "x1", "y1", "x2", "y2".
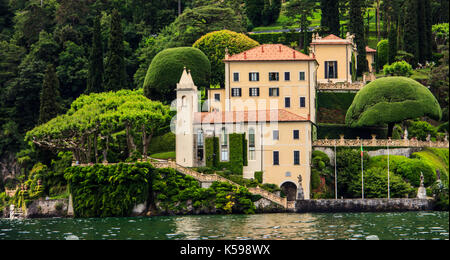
[
  {"x1": 310, "y1": 34, "x2": 353, "y2": 45},
  {"x1": 177, "y1": 67, "x2": 196, "y2": 90},
  {"x1": 223, "y1": 44, "x2": 315, "y2": 62}
]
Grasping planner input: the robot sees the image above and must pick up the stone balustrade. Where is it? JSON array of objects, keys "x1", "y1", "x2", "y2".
[
  {"x1": 317, "y1": 81, "x2": 365, "y2": 91},
  {"x1": 313, "y1": 135, "x2": 449, "y2": 148}
]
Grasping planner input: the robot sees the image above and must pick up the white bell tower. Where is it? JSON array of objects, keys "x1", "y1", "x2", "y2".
[{"x1": 176, "y1": 67, "x2": 198, "y2": 167}]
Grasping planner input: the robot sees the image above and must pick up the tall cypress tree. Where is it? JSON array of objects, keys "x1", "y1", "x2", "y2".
[
  {"x1": 320, "y1": 0, "x2": 340, "y2": 36},
  {"x1": 86, "y1": 15, "x2": 104, "y2": 94},
  {"x1": 348, "y1": 0, "x2": 367, "y2": 76},
  {"x1": 39, "y1": 64, "x2": 60, "y2": 125},
  {"x1": 105, "y1": 9, "x2": 127, "y2": 91},
  {"x1": 403, "y1": 0, "x2": 419, "y2": 66}
]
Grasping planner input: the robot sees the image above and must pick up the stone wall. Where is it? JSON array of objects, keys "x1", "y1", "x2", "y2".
[
  {"x1": 25, "y1": 199, "x2": 70, "y2": 218},
  {"x1": 295, "y1": 199, "x2": 434, "y2": 213}
]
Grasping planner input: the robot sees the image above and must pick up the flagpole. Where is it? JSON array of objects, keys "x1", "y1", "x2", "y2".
[
  {"x1": 361, "y1": 142, "x2": 364, "y2": 200},
  {"x1": 334, "y1": 143, "x2": 337, "y2": 200},
  {"x1": 388, "y1": 142, "x2": 390, "y2": 199}
]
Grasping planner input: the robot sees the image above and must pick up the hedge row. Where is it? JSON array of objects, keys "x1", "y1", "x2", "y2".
[{"x1": 205, "y1": 134, "x2": 248, "y2": 174}]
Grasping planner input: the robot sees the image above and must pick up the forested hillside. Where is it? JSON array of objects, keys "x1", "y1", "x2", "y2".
[{"x1": 0, "y1": 0, "x2": 448, "y2": 196}]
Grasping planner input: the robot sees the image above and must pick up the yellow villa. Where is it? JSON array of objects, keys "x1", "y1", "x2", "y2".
[
  {"x1": 176, "y1": 44, "x2": 318, "y2": 201},
  {"x1": 175, "y1": 38, "x2": 376, "y2": 201}
]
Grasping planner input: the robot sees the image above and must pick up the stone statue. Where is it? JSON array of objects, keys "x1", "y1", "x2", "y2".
[
  {"x1": 444, "y1": 133, "x2": 448, "y2": 142},
  {"x1": 426, "y1": 134, "x2": 431, "y2": 142},
  {"x1": 417, "y1": 172, "x2": 427, "y2": 199},
  {"x1": 404, "y1": 129, "x2": 408, "y2": 140},
  {"x1": 436, "y1": 169, "x2": 441, "y2": 181}
]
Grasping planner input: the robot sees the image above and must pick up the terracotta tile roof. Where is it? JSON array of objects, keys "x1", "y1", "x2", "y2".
[
  {"x1": 223, "y1": 44, "x2": 315, "y2": 62},
  {"x1": 310, "y1": 34, "x2": 353, "y2": 45},
  {"x1": 366, "y1": 46, "x2": 377, "y2": 53},
  {"x1": 322, "y1": 34, "x2": 343, "y2": 40},
  {"x1": 194, "y1": 110, "x2": 309, "y2": 124}
]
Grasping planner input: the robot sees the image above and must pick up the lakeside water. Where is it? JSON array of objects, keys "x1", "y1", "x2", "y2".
[{"x1": 0, "y1": 212, "x2": 448, "y2": 240}]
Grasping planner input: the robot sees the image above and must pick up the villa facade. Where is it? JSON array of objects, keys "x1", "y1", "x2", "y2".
[{"x1": 176, "y1": 36, "x2": 376, "y2": 201}]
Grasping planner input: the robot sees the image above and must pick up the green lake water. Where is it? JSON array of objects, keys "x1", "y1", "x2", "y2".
[{"x1": 0, "y1": 212, "x2": 448, "y2": 240}]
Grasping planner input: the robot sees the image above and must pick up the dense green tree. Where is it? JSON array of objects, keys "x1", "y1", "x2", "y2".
[
  {"x1": 348, "y1": 0, "x2": 368, "y2": 76},
  {"x1": 143, "y1": 47, "x2": 211, "y2": 102},
  {"x1": 320, "y1": 0, "x2": 340, "y2": 36},
  {"x1": 12, "y1": 1, "x2": 56, "y2": 48},
  {"x1": 285, "y1": 0, "x2": 317, "y2": 52},
  {"x1": 56, "y1": 41, "x2": 88, "y2": 99},
  {"x1": 377, "y1": 39, "x2": 389, "y2": 69},
  {"x1": 244, "y1": 0, "x2": 280, "y2": 27},
  {"x1": 86, "y1": 16, "x2": 104, "y2": 94},
  {"x1": 346, "y1": 77, "x2": 442, "y2": 137},
  {"x1": 0, "y1": 0, "x2": 13, "y2": 33},
  {"x1": 403, "y1": 0, "x2": 419, "y2": 66},
  {"x1": 39, "y1": 64, "x2": 60, "y2": 125},
  {"x1": 167, "y1": 5, "x2": 246, "y2": 47},
  {"x1": 105, "y1": 9, "x2": 128, "y2": 91},
  {"x1": 27, "y1": 89, "x2": 172, "y2": 163},
  {"x1": 193, "y1": 30, "x2": 259, "y2": 87}
]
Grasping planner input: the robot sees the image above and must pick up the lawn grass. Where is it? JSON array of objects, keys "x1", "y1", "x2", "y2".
[
  {"x1": 411, "y1": 148, "x2": 449, "y2": 182},
  {"x1": 150, "y1": 151, "x2": 176, "y2": 160}
]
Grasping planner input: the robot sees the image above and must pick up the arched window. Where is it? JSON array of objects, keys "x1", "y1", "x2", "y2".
[
  {"x1": 249, "y1": 128, "x2": 255, "y2": 161},
  {"x1": 181, "y1": 96, "x2": 187, "y2": 107},
  {"x1": 221, "y1": 127, "x2": 228, "y2": 161}
]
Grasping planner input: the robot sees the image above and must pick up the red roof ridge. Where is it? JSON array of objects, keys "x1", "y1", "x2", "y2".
[
  {"x1": 224, "y1": 44, "x2": 315, "y2": 62},
  {"x1": 194, "y1": 109, "x2": 309, "y2": 124}
]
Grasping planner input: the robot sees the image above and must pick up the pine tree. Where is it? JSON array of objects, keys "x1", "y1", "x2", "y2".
[
  {"x1": 86, "y1": 16, "x2": 104, "y2": 94},
  {"x1": 39, "y1": 64, "x2": 60, "y2": 125},
  {"x1": 348, "y1": 0, "x2": 367, "y2": 76},
  {"x1": 388, "y1": 23, "x2": 397, "y2": 64},
  {"x1": 403, "y1": 0, "x2": 419, "y2": 66},
  {"x1": 105, "y1": 9, "x2": 127, "y2": 91}
]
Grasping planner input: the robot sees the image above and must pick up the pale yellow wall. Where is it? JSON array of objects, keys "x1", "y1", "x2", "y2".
[
  {"x1": 207, "y1": 88, "x2": 226, "y2": 112},
  {"x1": 194, "y1": 121, "x2": 312, "y2": 200},
  {"x1": 261, "y1": 122, "x2": 311, "y2": 200},
  {"x1": 367, "y1": 53, "x2": 375, "y2": 73},
  {"x1": 223, "y1": 60, "x2": 316, "y2": 120},
  {"x1": 312, "y1": 44, "x2": 355, "y2": 83}
]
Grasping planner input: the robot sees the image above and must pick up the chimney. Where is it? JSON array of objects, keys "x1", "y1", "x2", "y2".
[
  {"x1": 279, "y1": 45, "x2": 282, "y2": 52},
  {"x1": 225, "y1": 47, "x2": 229, "y2": 59},
  {"x1": 244, "y1": 52, "x2": 247, "y2": 60},
  {"x1": 261, "y1": 45, "x2": 264, "y2": 53},
  {"x1": 293, "y1": 51, "x2": 296, "y2": 59}
]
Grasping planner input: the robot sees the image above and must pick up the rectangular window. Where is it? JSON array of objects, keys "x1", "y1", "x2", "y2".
[
  {"x1": 233, "y1": 72, "x2": 240, "y2": 82},
  {"x1": 300, "y1": 97, "x2": 306, "y2": 108},
  {"x1": 221, "y1": 149, "x2": 229, "y2": 161},
  {"x1": 293, "y1": 130, "x2": 299, "y2": 140},
  {"x1": 249, "y1": 88, "x2": 260, "y2": 97},
  {"x1": 214, "y1": 93, "x2": 220, "y2": 101},
  {"x1": 325, "y1": 61, "x2": 338, "y2": 79},
  {"x1": 285, "y1": 97, "x2": 291, "y2": 108},
  {"x1": 299, "y1": 71, "x2": 305, "y2": 81},
  {"x1": 273, "y1": 151, "x2": 279, "y2": 165},
  {"x1": 249, "y1": 72, "x2": 259, "y2": 82},
  {"x1": 273, "y1": 130, "x2": 279, "y2": 140},
  {"x1": 269, "y1": 88, "x2": 279, "y2": 97},
  {"x1": 294, "y1": 151, "x2": 300, "y2": 165},
  {"x1": 269, "y1": 72, "x2": 279, "y2": 81},
  {"x1": 285, "y1": 72, "x2": 290, "y2": 81},
  {"x1": 231, "y1": 88, "x2": 242, "y2": 97}
]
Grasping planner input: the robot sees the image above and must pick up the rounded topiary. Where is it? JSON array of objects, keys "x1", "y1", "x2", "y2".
[
  {"x1": 346, "y1": 77, "x2": 442, "y2": 137},
  {"x1": 143, "y1": 47, "x2": 211, "y2": 101},
  {"x1": 193, "y1": 30, "x2": 259, "y2": 87},
  {"x1": 377, "y1": 39, "x2": 389, "y2": 69}
]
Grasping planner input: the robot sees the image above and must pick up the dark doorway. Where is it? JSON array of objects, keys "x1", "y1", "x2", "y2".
[{"x1": 281, "y1": 182, "x2": 297, "y2": 201}]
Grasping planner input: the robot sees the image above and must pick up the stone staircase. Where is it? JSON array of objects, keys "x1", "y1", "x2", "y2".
[{"x1": 151, "y1": 160, "x2": 291, "y2": 209}]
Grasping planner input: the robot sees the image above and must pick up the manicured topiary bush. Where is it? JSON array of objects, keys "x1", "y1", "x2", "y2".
[
  {"x1": 377, "y1": 39, "x2": 389, "y2": 69},
  {"x1": 143, "y1": 47, "x2": 211, "y2": 101},
  {"x1": 383, "y1": 60, "x2": 413, "y2": 76},
  {"x1": 346, "y1": 77, "x2": 442, "y2": 137},
  {"x1": 193, "y1": 30, "x2": 259, "y2": 87}
]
